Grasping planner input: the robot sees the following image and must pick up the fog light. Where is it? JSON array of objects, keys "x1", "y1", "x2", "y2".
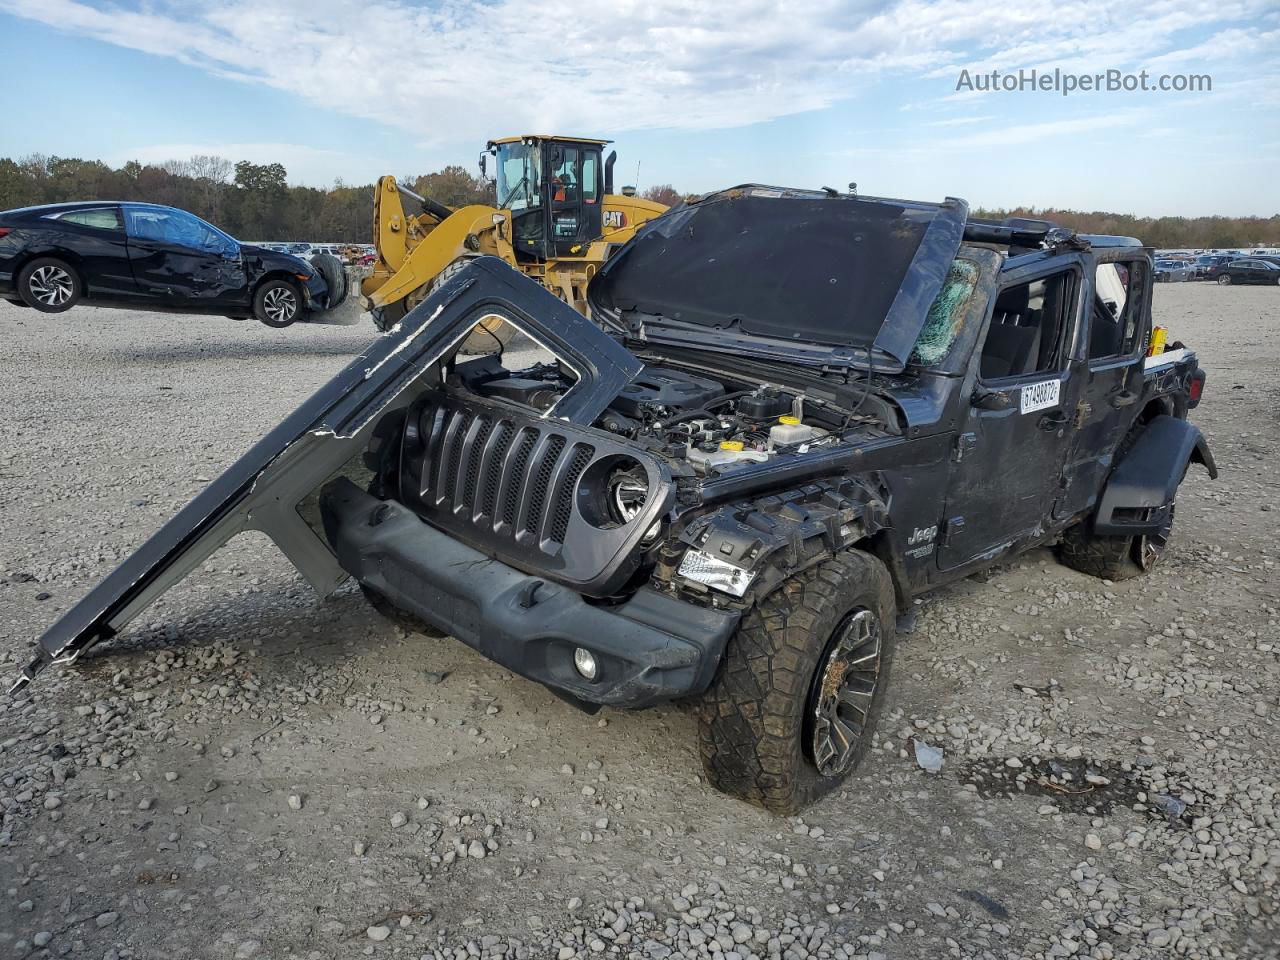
[{"x1": 573, "y1": 647, "x2": 598, "y2": 680}]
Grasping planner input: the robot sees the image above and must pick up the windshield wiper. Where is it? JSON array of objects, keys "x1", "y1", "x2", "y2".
[{"x1": 499, "y1": 174, "x2": 530, "y2": 209}]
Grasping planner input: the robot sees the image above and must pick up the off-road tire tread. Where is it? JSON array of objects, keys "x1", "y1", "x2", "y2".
[
  {"x1": 696, "y1": 550, "x2": 895, "y2": 815},
  {"x1": 1056, "y1": 523, "x2": 1143, "y2": 580}
]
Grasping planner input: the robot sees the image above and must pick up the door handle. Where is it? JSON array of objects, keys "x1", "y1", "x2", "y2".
[{"x1": 1038, "y1": 411, "x2": 1068, "y2": 431}]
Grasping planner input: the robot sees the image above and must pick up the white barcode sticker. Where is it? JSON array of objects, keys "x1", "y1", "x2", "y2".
[{"x1": 1020, "y1": 378, "x2": 1061, "y2": 414}]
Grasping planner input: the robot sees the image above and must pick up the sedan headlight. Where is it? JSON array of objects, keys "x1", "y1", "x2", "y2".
[{"x1": 677, "y1": 549, "x2": 756, "y2": 597}]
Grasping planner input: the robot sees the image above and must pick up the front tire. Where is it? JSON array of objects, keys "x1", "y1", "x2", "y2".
[
  {"x1": 253, "y1": 279, "x2": 302, "y2": 327},
  {"x1": 18, "y1": 258, "x2": 82, "y2": 313},
  {"x1": 1217, "y1": 274, "x2": 1232, "y2": 285},
  {"x1": 696, "y1": 550, "x2": 896, "y2": 815}
]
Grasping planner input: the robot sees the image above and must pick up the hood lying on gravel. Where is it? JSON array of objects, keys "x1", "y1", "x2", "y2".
[{"x1": 11, "y1": 258, "x2": 641, "y2": 694}]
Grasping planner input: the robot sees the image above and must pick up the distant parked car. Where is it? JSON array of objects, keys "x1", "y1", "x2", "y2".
[
  {"x1": 1218, "y1": 259, "x2": 1280, "y2": 285},
  {"x1": 0, "y1": 202, "x2": 346, "y2": 326},
  {"x1": 1193, "y1": 254, "x2": 1232, "y2": 280},
  {"x1": 1153, "y1": 259, "x2": 1193, "y2": 282}
]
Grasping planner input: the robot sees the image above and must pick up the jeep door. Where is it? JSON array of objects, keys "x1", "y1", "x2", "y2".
[
  {"x1": 1058, "y1": 257, "x2": 1151, "y2": 519},
  {"x1": 937, "y1": 255, "x2": 1085, "y2": 569}
]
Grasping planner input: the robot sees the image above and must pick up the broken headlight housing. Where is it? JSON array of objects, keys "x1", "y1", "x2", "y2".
[{"x1": 677, "y1": 549, "x2": 756, "y2": 598}]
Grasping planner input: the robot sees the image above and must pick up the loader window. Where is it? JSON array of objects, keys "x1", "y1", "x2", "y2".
[
  {"x1": 496, "y1": 143, "x2": 541, "y2": 212},
  {"x1": 551, "y1": 146, "x2": 580, "y2": 202},
  {"x1": 581, "y1": 153, "x2": 599, "y2": 204}
]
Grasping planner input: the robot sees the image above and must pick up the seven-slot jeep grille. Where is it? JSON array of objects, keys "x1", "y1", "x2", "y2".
[{"x1": 404, "y1": 396, "x2": 596, "y2": 555}]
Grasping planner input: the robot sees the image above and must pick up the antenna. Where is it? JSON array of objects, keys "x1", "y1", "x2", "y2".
[{"x1": 635, "y1": 161, "x2": 641, "y2": 192}]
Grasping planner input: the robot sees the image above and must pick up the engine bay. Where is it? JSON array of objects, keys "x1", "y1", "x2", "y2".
[{"x1": 452, "y1": 355, "x2": 888, "y2": 477}]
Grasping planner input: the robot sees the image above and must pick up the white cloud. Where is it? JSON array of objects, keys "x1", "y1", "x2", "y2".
[{"x1": 1, "y1": 0, "x2": 1268, "y2": 149}]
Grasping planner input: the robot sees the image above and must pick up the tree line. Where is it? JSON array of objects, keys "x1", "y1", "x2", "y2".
[
  {"x1": 0, "y1": 154, "x2": 499, "y2": 243},
  {"x1": 1, "y1": 155, "x2": 1274, "y2": 249},
  {"x1": 972, "y1": 206, "x2": 1280, "y2": 250}
]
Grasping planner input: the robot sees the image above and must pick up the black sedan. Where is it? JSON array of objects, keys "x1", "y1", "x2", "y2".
[
  {"x1": 1218, "y1": 258, "x2": 1280, "y2": 286},
  {"x1": 0, "y1": 202, "x2": 345, "y2": 326}
]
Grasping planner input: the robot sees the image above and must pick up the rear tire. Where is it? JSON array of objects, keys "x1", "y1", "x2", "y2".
[
  {"x1": 1057, "y1": 503, "x2": 1175, "y2": 581},
  {"x1": 253, "y1": 279, "x2": 302, "y2": 327},
  {"x1": 18, "y1": 257, "x2": 82, "y2": 313},
  {"x1": 696, "y1": 550, "x2": 896, "y2": 815}
]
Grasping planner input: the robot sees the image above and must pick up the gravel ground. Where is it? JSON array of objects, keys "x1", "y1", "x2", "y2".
[{"x1": 1, "y1": 285, "x2": 1277, "y2": 960}]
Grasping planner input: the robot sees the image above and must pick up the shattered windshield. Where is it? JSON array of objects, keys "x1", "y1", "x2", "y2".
[
  {"x1": 496, "y1": 142, "x2": 541, "y2": 211},
  {"x1": 909, "y1": 258, "x2": 980, "y2": 366}
]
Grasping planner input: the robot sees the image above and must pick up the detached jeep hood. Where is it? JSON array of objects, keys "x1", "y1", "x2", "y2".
[
  {"x1": 11, "y1": 258, "x2": 642, "y2": 693},
  {"x1": 590, "y1": 186, "x2": 968, "y2": 372}
]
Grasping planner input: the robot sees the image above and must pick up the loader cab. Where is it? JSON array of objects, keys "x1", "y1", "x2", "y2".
[{"x1": 488, "y1": 136, "x2": 606, "y2": 260}]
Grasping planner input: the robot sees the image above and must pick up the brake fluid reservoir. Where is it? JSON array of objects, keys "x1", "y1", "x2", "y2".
[{"x1": 769, "y1": 416, "x2": 814, "y2": 449}]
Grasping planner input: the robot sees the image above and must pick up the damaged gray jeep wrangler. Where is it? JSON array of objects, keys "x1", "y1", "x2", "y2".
[{"x1": 16, "y1": 186, "x2": 1216, "y2": 814}]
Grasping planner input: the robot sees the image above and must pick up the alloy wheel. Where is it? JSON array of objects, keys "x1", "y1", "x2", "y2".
[
  {"x1": 28, "y1": 265, "x2": 74, "y2": 306},
  {"x1": 809, "y1": 608, "x2": 883, "y2": 777},
  {"x1": 262, "y1": 286, "x2": 298, "y2": 324},
  {"x1": 1136, "y1": 502, "x2": 1175, "y2": 571}
]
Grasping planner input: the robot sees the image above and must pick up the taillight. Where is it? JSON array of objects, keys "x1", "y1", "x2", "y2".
[
  {"x1": 0, "y1": 227, "x2": 11, "y2": 239},
  {"x1": 1188, "y1": 369, "x2": 1205, "y2": 408}
]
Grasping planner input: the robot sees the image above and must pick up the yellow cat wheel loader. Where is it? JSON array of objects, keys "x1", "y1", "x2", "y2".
[{"x1": 362, "y1": 136, "x2": 668, "y2": 348}]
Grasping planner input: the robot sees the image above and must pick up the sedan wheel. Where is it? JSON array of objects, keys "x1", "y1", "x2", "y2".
[
  {"x1": 18, "y1": 258, "x2": 83, "y2": 313},
  {"x1": 1217, "y1": 275, "x2": 1232, "y2": 285},
  {"x1": 253, "y1": 280, "x2": 302, "y2": 328},
  {"x1": 30, "y1": 266, "x2": 74, "y2": 305}
]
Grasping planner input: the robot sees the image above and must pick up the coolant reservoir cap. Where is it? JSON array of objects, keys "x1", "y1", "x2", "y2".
[
  {"x1": 777, "y1": 415, "x2": 801, "y2": 426},
  {"x1": 719, "y1": 440, "x2": 745, "y2": 451}
]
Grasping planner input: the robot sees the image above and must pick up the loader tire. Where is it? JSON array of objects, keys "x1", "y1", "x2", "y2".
[
  {"x1": 370, "y1": 299, "x2": 407, "y2": 333},
  {"x1": 427, "y1": 258, "x2": 518, "y2": 354},
  {"x1": 696, "y1": 550, "x2": 896, "y2": 815},
  {"x1": 309, "y1": 253, "x2": 348, "y2": 311}
]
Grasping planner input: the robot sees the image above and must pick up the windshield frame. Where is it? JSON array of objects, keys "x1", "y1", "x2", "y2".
[{"x1": 495, "y1": 142, "x2": 542, "y2": 211}]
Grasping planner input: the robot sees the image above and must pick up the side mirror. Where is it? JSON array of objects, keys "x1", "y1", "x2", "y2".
[
  {"x1": 971, "y1": 386, "x2": 1007, "y2": 410},
  {"x1": 478, "y1": 153, "x2": 487, "y2": 179}
]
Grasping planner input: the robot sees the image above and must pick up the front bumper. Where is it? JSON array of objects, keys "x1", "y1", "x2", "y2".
[{"x1": 321, "y1": 479, "x2": 739, "y2": 709}]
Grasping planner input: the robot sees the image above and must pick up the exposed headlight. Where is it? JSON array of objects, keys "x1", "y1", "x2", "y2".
[
  {"x1": 606, "y1": 470, "x2": 648, "y2": 525},
  {"x1": 677, "y1": 549, "x2": 756, "y2": 597}
]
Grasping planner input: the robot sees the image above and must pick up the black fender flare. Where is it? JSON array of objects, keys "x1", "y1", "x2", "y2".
[{"x1": 1093, "y1": 415, "x2": 1216, "y2": 536}]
